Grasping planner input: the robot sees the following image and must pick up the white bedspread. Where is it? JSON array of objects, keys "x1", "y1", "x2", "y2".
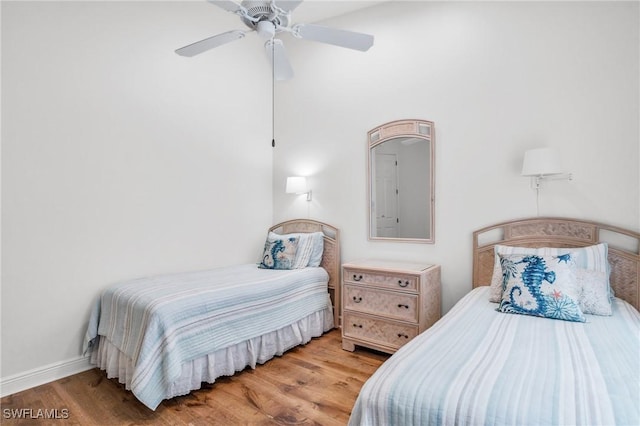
[
  {"x1": 349, "y1": 286, "x2": 640, "y2": 426},
  {"x1": 84, "y1": 264, "x2": 331, "y2": 409},
  {"x1": 91, "y1": 308, "x2": 333, "y2": 406}
]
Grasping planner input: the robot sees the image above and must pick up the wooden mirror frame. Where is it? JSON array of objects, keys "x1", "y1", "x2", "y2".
[{"x1": 368, "y1": 119, "x2": 435, "y2": 243}]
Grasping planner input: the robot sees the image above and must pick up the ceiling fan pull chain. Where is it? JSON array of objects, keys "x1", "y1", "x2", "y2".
[{"x1": 271, "y1": 35, "x2": 276, "y2": 148}]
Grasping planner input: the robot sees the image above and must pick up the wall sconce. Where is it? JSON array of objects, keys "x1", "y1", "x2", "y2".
[
  {"x1": 521, "y1": 147, "x2": 572, "y2": 216},
  {"x1": 286, "y1": 176, "x2": 312, "y2": 201},
  {"x1": 521, "y1": 147, "x2": 572, "y2": 189}
]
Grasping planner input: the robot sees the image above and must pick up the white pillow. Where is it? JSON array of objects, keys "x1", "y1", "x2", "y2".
[{"x1": 576, "y1": 269, "x2": 612, "y2": 316}]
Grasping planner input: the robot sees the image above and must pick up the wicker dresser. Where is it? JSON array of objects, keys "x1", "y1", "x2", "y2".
[{"x1": 341, "y1": 259, "x2": 441, "y2": 354}]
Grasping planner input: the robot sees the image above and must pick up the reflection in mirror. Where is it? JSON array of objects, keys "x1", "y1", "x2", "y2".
[{"x1": 368, "y1": 120, "x2": 434, "y2": 243}]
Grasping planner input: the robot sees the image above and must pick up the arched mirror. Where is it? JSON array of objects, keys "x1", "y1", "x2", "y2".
[{"x1": 368, "y1": 119, "x2": 435, "y2": 243}]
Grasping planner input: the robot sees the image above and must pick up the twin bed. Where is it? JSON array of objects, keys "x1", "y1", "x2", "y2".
[
  {"x1": 84, "y1": 219, "x2": 340, "y2": 410},
  {"x1": 349, "y1": 217, "x2": 640, "y2": 425}
]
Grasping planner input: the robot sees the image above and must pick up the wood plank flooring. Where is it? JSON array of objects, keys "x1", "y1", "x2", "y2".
[{"x1": 0, "y1": 330, "x2": 388, "y2": 425}]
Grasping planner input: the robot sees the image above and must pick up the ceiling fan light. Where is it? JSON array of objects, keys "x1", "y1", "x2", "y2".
[
  {"x1": 265, "y1": 39, "x2": 293, "y2": 80},
  {"x1": 256, "y1": 20, "x2": 275, "y2": 39}
]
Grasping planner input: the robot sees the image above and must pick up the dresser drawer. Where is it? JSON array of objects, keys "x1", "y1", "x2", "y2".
[
  {"x1": 343, "y1": 312, "x2": 418, "y2": 350},
  {"x1": 343, "y1": 268, "x2": 418, "y2": 292},
  {"x1": 344, "y1": 284, "x2": 418, "y2": 322}
]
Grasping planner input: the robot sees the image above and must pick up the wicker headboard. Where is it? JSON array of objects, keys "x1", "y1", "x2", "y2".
[
  {"x1": 269, "y1": 219, "x2": 341, "y2": 326},
  {"x1": 472, "y1": 217, "x2": 640, "y2": 311}
]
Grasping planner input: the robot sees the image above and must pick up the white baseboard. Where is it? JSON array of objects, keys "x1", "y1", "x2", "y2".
[{"x1": 0, "y1": 356, "x2": 94, "y2": 398}]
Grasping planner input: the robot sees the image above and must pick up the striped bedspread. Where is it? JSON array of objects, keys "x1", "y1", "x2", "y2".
[
  {"x1": 84, "y1": 264, "x2": 331, "y2": 410},
  {"x1": 349, "y1": 286, "x2": 640, "y2": 426}
]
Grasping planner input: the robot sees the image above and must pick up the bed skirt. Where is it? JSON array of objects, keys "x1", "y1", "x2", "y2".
[{"x1": 90, "y1": 306, "x2": 334, "y2": 405}]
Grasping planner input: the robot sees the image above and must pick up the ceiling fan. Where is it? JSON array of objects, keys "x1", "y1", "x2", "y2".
[{"x1": 175, "y1": 0, "x2": 375, "y2": 80}]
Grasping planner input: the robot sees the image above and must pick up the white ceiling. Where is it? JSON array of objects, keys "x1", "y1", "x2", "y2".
[{"x1": 287, "y1": 0, "x2": 387, "y2": 24}]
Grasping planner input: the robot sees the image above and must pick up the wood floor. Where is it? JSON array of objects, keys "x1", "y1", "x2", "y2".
[{"x1": 0, "y1": 330, "x2": 388, "y2": 425}]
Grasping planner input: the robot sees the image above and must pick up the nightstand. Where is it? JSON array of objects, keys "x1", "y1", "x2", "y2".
[{"x1": 341, "y1": 259, "x2": 441, "y2": 354}]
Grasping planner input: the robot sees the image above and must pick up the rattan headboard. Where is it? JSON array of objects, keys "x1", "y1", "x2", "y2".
[
  {"x1": 472, "y1": 217, "x2": 640, "y2": 311},
  {"x1": 269, "y1": 219, "x2": 341, "y2": 326}
]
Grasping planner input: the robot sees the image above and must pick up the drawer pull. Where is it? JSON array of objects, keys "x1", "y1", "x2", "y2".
[
  {"x1": 397, "y1": 304, "x2": 409, "y2": 309},
  {"x1": 352, "y1": 296, "x2": 363, "y2": 303},
  {"x1": 353, "y1": 274, "x2": 363, "y2": 281},
  {"x1": 352, "y1": 323, "x2": 363, "y2": 328},
  {"x1": 398, "y1": 280, "x2": 410, "y2": 287},
  {"x1": 397, "y1": 333, "x2": 409, "y2": 339}
]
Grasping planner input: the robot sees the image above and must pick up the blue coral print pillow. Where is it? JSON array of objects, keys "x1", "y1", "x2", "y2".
[
  {"x1": 497, "y1": 253, "x2": 586, "y2": 322},
  {"x1": 259, "y1": 235, "x2": 299, "y2": 270}
]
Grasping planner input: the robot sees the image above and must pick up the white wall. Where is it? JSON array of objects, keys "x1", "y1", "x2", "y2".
[
  {"x1": 273, "y1": 1, "x2": 640, "y2": 313},
  {"x1": 2, "y1": 1, "x2": 274, "y2": 381}
]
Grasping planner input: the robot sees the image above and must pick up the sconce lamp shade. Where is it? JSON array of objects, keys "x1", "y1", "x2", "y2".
[
  {"x1": 286, "y1": 176, "x2": 312, "y2": 201},
  {"x1": 521, "y1": 148, "x2": 563, "y2": 176},
  {"x1": 285, "y1": 176, "x2": 307, "y2": 194}
]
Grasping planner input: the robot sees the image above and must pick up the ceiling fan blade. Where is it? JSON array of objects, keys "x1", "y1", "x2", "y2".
[
  {"x1": 175, "y1": 30, "x2": 246, "y2": 57},
  {"x1": 294, "y1": 23, "x2": 374, "y2": 51},
  {"x1": 207, "y1": 0, "x2": 244, "y2": 13},
  {"x1": 275, "y1": 0, "x2": 303, "y2": 12},
  {"x1": 265, "y1": 39, "x2": 294, "y2": 81}
]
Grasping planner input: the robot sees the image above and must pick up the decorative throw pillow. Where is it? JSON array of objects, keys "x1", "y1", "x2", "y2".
[
  {"x1": 268, "y1": 231, "x2": 324, "y2": 269},
  {"x1": 258, "y1": 235, "x2": 299, "y2": 270},
  {"x1": 497, "y1": 253, "x2": 586, "y2": 322},
  {"x1": 489, "y1": 245, "x2": 545, "y2": 302},
  {"x1": 489, "y1": 243, "x2": 611, "y2": 316}
]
